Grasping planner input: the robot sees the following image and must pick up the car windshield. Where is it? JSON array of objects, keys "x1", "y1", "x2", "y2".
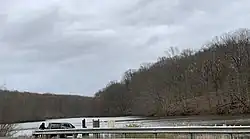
[{"x1": 69, "y1": 123, "x2": 75, "y2": 128}]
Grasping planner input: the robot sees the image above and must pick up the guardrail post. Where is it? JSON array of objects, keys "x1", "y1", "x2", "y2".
[
  {"x1": 229, "y1": 133, "x2": 233, "y2": 139},
  {"x1": 154, "y1": 133, "x2": 157, "y2": 139},
  {"x1": 93, "y1": 119, "x2": 100, "y2": 138},
  {"x1": 190, "y1": 133, "x2": 194, "y2": 139},
  {"x1": 122, "y1": 133, "x2": 126, "y2": 139}
]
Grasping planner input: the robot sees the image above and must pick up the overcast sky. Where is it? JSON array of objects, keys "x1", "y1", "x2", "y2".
[{"x1": 0, "y1": 0, "x2": 249, "y2": 96}]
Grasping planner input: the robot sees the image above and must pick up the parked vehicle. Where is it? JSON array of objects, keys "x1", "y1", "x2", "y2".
[
  {"x1": 39, "y1": 122, "x2": 77, "y2": 138},
  {"x1": 47, "y1": 122, "x2": 75, "y2": 129}
]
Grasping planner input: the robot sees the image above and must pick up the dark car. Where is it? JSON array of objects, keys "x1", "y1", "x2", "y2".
[
  {"x1": 46, "y1": 122, "x2": 77, "y2": 138},
  {"x1": 47, "y1": 122, "x2": 75, "y2": 129}
]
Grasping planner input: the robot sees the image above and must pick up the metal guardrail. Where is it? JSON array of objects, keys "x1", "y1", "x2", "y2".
[{"x1": 32, "y1": 126, "x2": 250, "y2": 136}]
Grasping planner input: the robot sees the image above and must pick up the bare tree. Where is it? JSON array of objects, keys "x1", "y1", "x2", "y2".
[
  {"x1": 0, "y1": 124, "x2": 17, "y2": 137},
  {"x1": 201, "y1": 60, "x2": 213, "y2": 110},
  {"x1": 223, "y1": 29, "x2": 250, "y2": 112}
]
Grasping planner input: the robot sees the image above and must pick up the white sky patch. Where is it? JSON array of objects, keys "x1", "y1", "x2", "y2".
[{"x1": 0, "y1": 0, "x2": 250, "y2": 96}]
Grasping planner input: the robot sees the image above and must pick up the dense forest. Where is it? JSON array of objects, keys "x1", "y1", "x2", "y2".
[
  {"x1": 0, "y1": 91, "x2": 94, "y2": 124},
  {"x1": 1, "y1": 28, "x2": 250, "y2": 124}
]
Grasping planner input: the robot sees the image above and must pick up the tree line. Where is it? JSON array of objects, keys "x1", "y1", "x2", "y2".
[
  {"x1": 94, "y1": 28, "x2": 250, "y2": 117},
  {"x1": 1, "y1": 28, "x2": 250, "y2": 124},
  {"x1": 0, "y1": 91, "x2": 94, "y2": 124}
]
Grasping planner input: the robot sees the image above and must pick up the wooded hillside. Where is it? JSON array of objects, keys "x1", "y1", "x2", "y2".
[
  {"x1": 95, "y1": 28, "x2": 250, "y2": 117},
  {"x1": 1, "y1": 28, "x2": 250, "y2": 124},
  {"x1": 0, "y1": 90, "x2": 94, "y2": 124}
]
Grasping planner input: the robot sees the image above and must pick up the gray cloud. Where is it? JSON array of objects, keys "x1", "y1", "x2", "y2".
[{"x1": 0, "y1": 0, "x2": 250, "y2": 96}]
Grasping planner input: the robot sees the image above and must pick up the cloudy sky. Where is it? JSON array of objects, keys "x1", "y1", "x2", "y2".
[{"x1": 0, "y1": 0, "x2": 249, "y2": 96}]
